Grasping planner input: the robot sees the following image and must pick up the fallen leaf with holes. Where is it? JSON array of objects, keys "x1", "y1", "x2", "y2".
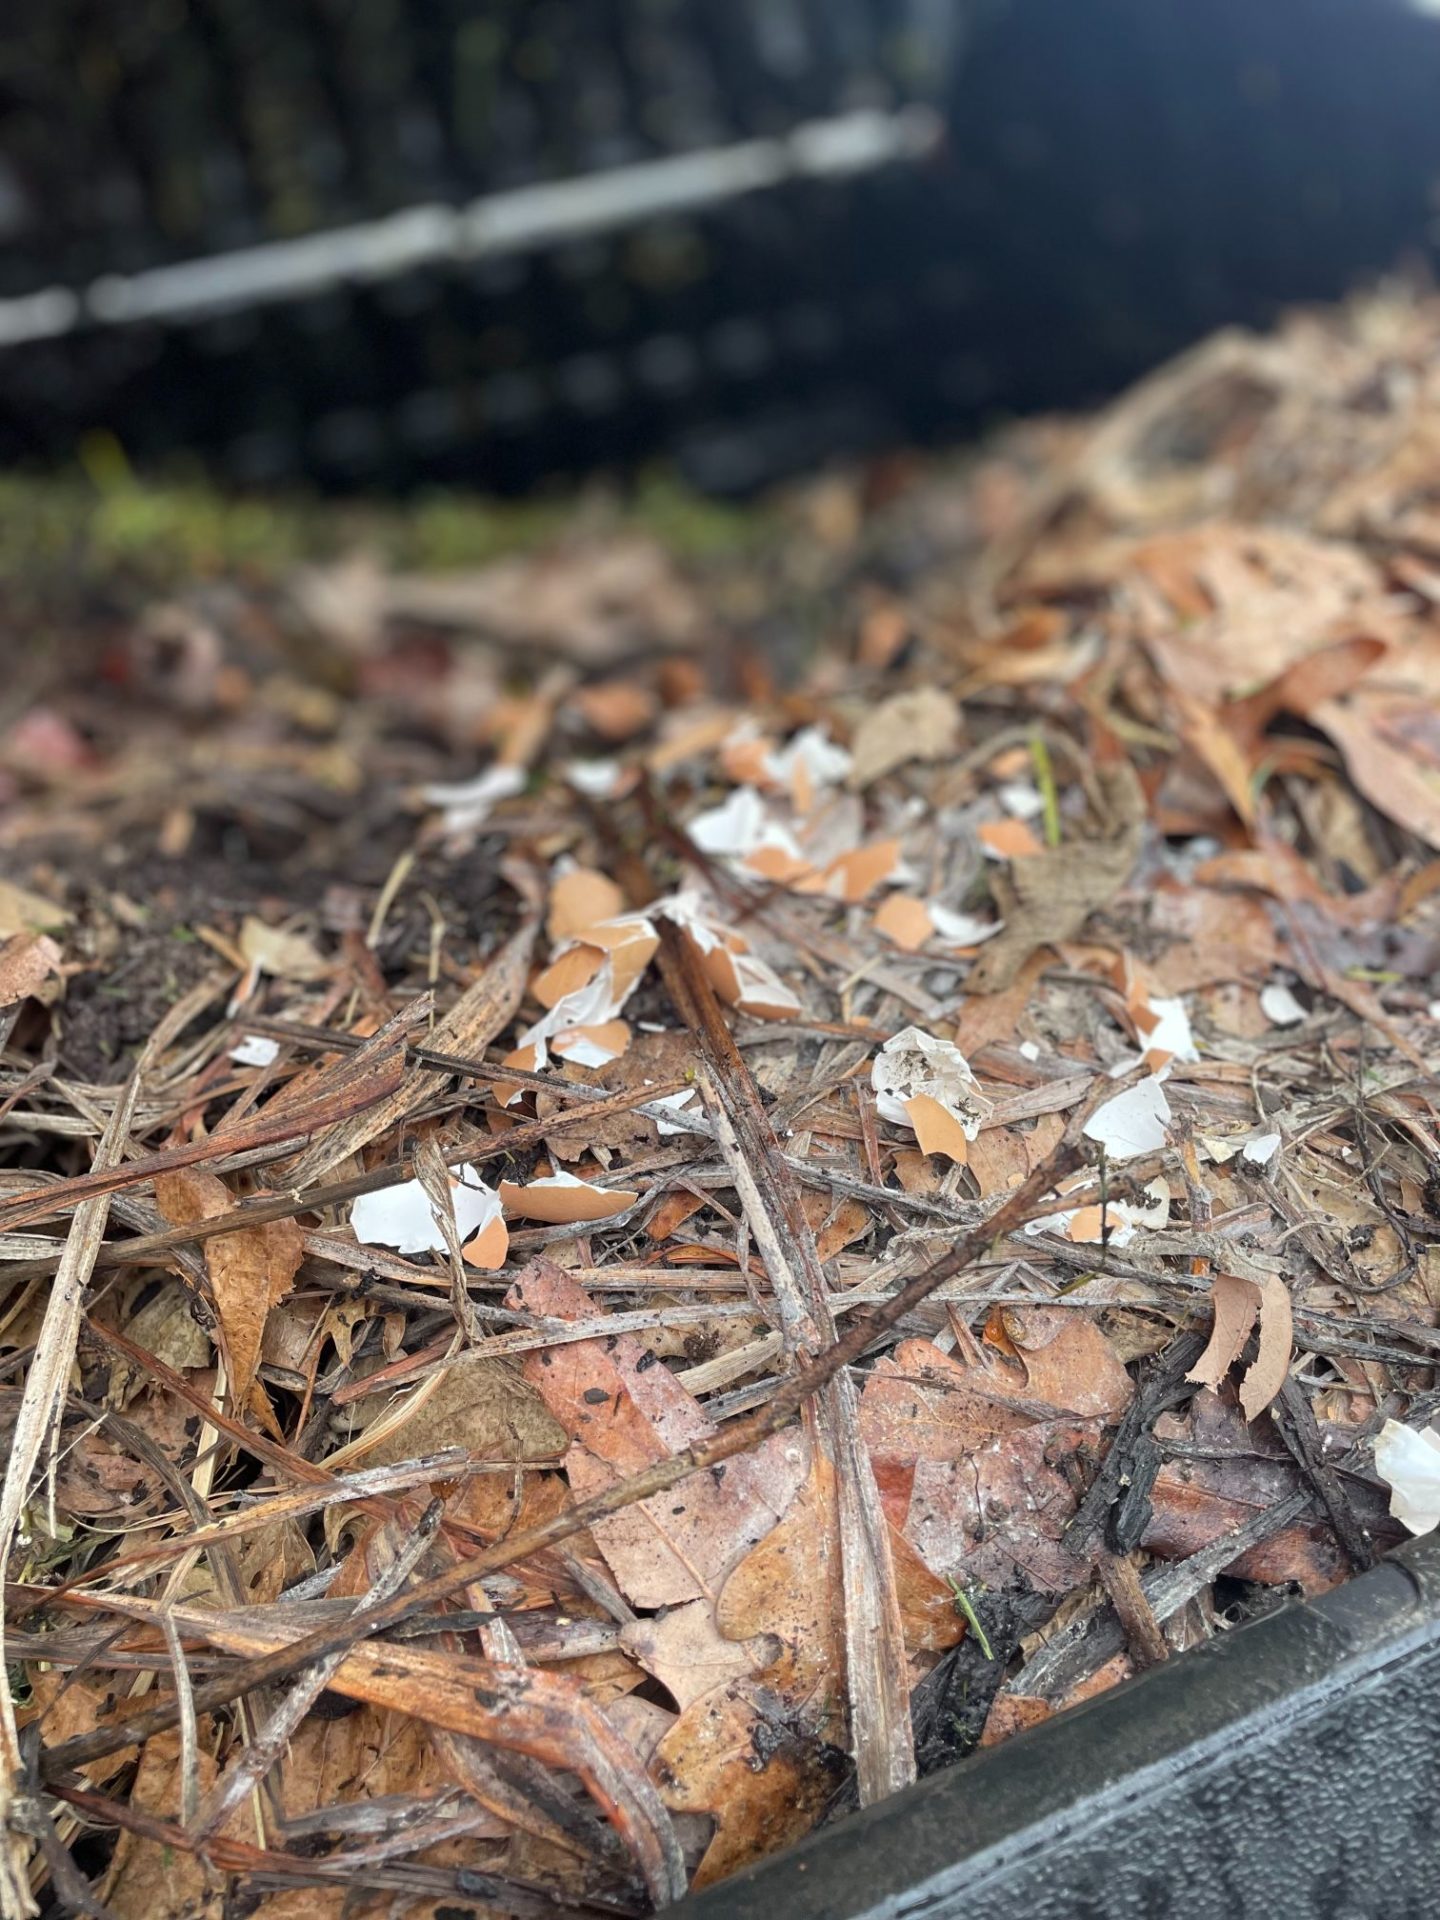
[
  {"x1": 511, "y1": 1261, "x2": 804, "y2": 1609},
  {"x1": 1142, "y1": 1389, "x2": 1361, "y2": 1589},
  {"x1": 860, "y1": 1338, "x2": 1106, "y2": 1595}
]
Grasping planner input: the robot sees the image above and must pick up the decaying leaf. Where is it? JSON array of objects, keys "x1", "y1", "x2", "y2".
[
  {"x1": 105, "y1": 1731, "x2": 222, "y2": 1920},
  {"x1": 12, "y1": 272, "x2": 1440, "y2": 1920},
  {"x1": 968, "y1": 761, "x2": 1146, "y2": 992},
  {"x1": 353, "y1": 1357, "x2": 568, "y2": 1468},
  {"x1": 512, "y1": 1261, "x2": 804, "y2": 1608}
]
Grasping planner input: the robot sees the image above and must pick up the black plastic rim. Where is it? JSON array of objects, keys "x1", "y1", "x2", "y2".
[{"x1": 673, "y1": 1534, "x2": 1440, "y2": 1920}]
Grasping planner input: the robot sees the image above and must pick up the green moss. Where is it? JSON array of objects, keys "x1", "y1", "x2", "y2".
[{"x1": 0, "y1": 458, "x2": 768, "y2": 601}]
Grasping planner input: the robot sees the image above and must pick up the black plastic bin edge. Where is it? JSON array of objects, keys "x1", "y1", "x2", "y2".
[{"x1": 673, "y1": 1533, "x2": 1440, "y2": 1920}]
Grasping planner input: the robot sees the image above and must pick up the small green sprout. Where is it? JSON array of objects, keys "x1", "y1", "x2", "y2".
[{"x1": 946, "y1": 1577, "x2": 995, "y2": 1660}]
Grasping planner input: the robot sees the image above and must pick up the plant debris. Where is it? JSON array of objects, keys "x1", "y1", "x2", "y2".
[{"x1": 2, "y1": 282, "x2": 1440, "y2": 1917}]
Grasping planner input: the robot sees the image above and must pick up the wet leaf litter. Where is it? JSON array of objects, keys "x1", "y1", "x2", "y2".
[{"x1": 3, "y1": 287, "x2": 1440, "y2": 1918}]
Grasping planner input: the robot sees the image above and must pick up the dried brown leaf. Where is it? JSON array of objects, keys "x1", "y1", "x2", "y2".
[
  {"x1": 0, "y1": 934, "x2": 62, "y2": 1009},
  {"x1": 848, "y1": 687, "x2": 961, "y2": 789},
  {"x1": 155, "y1": 1168, "x2": 303, "y2": 1405},
  {"x1": 1239, "y1": 1272, "x2": 1294, "y2": 1422}
]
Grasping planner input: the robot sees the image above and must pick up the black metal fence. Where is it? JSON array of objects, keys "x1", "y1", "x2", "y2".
[{"x1": 3, "y1": 0, "x2": 1440, "y2": 491}]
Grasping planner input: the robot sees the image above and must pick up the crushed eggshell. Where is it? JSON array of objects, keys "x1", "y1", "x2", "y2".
[
  {"x1": 872, "y1": 1026, "x2": 992, "y2": 1143},
  {"x1": 551, "y1": 1019, "x2": 631, "y2": 1068},
  {"x1": 1374, "y1": 1419, "x2": 1440, "y2": 1535},
  {"x1": 927, "y1": 903, "x2": 1004, "y2": 947},
  {"x1": 1260, "y1": 981, "x2": 1307, "y2": 1027},
  {"x1": 997, "y1": 780, "x2": 1046, "y2": 820},
  {"x1": 352, "y1": 1166, "x2": 504, "y2": 1258},
  {"x1": 423, "y1": 763, "x2": 526, "y2": 834},
  {"x1": 1132, "y1": 994, "x2": 1199, "y2": 1069},
  {"x1": 653, "y1": 888, "x2": 802, "y2": 1020},
  {"x1": 1083, "y1": 1075, "x2": 1172, "y2": 1160},
  {"x1": 874, "y1": 893, "x2": 934, "y2": 952},
  {"x1": 516, "y1": 908, "x2": 660, "y2": 1072},
  {"x1": 814, "y1": 837, "x2": 904, "y2": 904},
  {"x1": 498, "y1": 1169, "x2": 639, "y2": 1222},
  {"x1": 1242, "y1": 1131, "x2": 1282, "y2": 1166},
  {"x1": 978, "y1": 817, "x2": 1044, "y2": 861},
  {"x1": 532, "y1": 943, "x2": 605, "y2": 1008},
  {"x1": 548, "y1": 866, "x2": 626, "y2": 943},
  {"x1": 688, "y1": 787, "x2": 802, "y2": 865},
  {"x1": 462, "y1": 1209, "x2": 510, "y2": 1270},
  {"x1": 704, "y1": 944, "x2": 803, "y2": 1020},
  {"x1": 905, "y1": 1091, "x2": 972, "y2": 1164},
  {"x1": 766, "y1": 724, "x2": 853, "y2": 801},
  {"x1": 1027, "y1": 1175, "x2": 1170, "y2": 1248},
  {"x1": 563, "y1": 758, "x2": 628, "y2": 799},
  {"x1": 229, "y1": 1034, "x2": 280, "y2": 1068},
  {"x1": 650, "y1": 1088, "x2": 701, "y2": 1136}
]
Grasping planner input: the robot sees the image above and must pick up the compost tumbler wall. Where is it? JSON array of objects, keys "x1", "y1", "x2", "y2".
[{"x1": 2, "y1": 0, "x2": 1440, "y2": 490}]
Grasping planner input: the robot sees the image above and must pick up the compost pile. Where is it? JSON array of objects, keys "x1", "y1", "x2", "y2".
[{"x1": 3, "y1": 286, "x2": 1440, "y2": 1920}]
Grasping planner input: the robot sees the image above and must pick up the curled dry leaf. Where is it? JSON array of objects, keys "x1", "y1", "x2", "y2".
[
  {"x1": 155, "y1": 1167, "x2": 303, "y2": 1407},
  {"x1": 1187, "y1": 1270, "x2": 1294, "y2": 1423},
  {"x1": 0, "y1": 933, "x2": 62, "y2": 1009},
  {"x1": 1186, "y1": 1273, "x2": 1261, "y2": 1394}
]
